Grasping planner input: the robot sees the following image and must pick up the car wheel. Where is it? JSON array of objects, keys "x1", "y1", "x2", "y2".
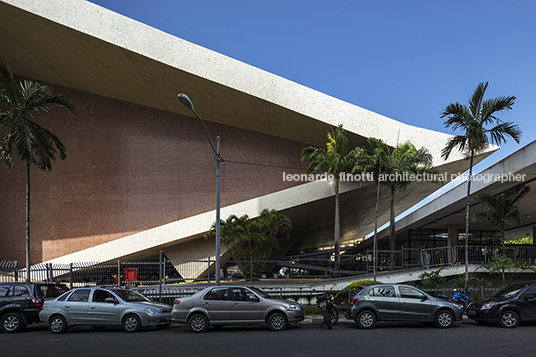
[
  {"x1": 1, "y1": 312, "x2": 26, "y2": 333},
  {"x1": 122, "y1": 314, "x2": 142, "y2": 333},
  {"x1": 435, "y1": 310, "x2": 454, "y2": 328},
  {"x1": 188, "y1": 314, "x2": 209, "y2": 333},
  {"x1": 356, "y1": 310, "x2": 375, "y2": 329},
  {"x1": 268, "y1": 312, "x2": 288, "y2": 331},
  {"x1": 156, "y1": 323, "x2": 171, "y2": 330},
  {"x1": 49, "y1": 315, "x2": 69, "y2": 334},
  {"x1": 499, "y1": 310, "x2": 519, "y2": 328}
]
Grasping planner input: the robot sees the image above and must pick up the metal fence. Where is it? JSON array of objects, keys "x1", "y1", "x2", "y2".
[
  {"x1": 3, "y1": 244, "x2": 535, "y2": 286},
  {"x1": 419, "y1": 245, "x2": 536, "y2": 268}
]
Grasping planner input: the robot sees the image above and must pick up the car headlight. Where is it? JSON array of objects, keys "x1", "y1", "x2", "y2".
[
  {"x1": 287, "y1": 304, "x2": 301, "y2": 311},
  {"x1": 481, "y1": 302, "x2": 496, "y2": 310},
  {"x1": 145, "y1": 308, "x2": 161, "y2": 315},
  {"x1": 453, "y1": 303, "x2": 463, "y2": 310}
]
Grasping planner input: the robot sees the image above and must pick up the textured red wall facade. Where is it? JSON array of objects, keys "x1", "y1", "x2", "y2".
[{"x1": 0, "y1": 81, "x2": 309, "y2": 264}]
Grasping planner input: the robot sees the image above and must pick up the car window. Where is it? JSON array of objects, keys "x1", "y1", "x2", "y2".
[
  {"x1": 369, "y1": 286, "x2": 395, "y2": 297},
  {"x1": 68, "y1": 289, "x2": 91, "y2": 302},
  {"x1": 111, "y1": 289, "x2": 151, "y2": 302},
  {"x1": 493, "y1": 283, "x2": 531, "y2": 299},
  {"x1": 399, "y1": 286, "x2": 425, "y2": 299},
  {"x1": 93, "y1": 289, "x2": 114, "y2": 302},
  {"x1": 13, "y1": 285, "x2": 30, "y2": 297},
  {"x1": 0, "y1": 285, "x2": 12, "y2": 297},
  {"x1": 204, "y1": 287, "x2": 229, "y2": 301},
  {"x1": 38, "y1": 284, "x2": 69, "y2": 299},
  {"x1": 524, "y1": 285, "x2": 536, "y2": 295}
]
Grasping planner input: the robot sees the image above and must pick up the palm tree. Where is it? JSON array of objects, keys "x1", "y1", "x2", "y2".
[
  {"x1": 301, "y1": 125, "x2": 362, "y2": 272},
  {"x1": 441, "y1": 81, "x2": 521, "y2": 293},
  {"x1": 206, "y1": 209, "x2": 291, "y2": 277},
  {"x1": 0, "y1": 57, "x2": 76, "y2": 281},
  {"x1": 473, "y1": 183, "x2": 530, "y2": 270},
  {"x1": 359, "y1": 138, "x2": 438, "y2": 268}
]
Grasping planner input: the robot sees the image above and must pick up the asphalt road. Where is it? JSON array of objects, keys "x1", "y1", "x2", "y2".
[{"x1": 2, "y1": 319, "x2": 536, "y2": 357}]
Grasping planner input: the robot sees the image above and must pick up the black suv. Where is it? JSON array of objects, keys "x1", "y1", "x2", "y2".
[
  {"x1": 0, "y1": 282, "x2": 69, "y2": 333},
  {"x1": 467, "y1": 281, "x2": 536, "y2": 328}
]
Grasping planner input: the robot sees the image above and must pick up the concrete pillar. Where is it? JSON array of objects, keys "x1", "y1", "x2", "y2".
[
  {"x1": 447, "y1": 224, "x2": 459, "y2": 264},
  {"x1": 532, "y1": 226, "x2": 536, "y2": 245}
]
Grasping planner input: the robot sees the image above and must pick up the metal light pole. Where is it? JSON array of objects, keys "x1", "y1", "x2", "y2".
[{"x1": 177, "y1": 93, "x2": 222, "y2": 285}]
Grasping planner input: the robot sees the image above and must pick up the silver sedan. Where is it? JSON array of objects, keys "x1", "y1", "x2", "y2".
[
  {"x1": 172, "y1": 286, "x2": 304, "y2": 332},
  {"x1": 39, "y1": 287, "x2": 172, "y2": 333}
]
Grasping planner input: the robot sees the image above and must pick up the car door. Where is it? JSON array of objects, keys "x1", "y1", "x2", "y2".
[
  {"x1": 231, "y1": 287, "x2": 263, "y2": 322},
  {"x1": 200, "y1": 287, "x2": 231, "y2": 322},
  {"x1": 0, "y1": 284, "x2": 13, "y2": 310},
  {"x1": 368, "y1": 286, "x2": 400, "y2": 320},
  {"x1": 519, "y1": 285, "x2": 536, "y2": 320},
  {"x1": 397, "y1": 286, "x2": 434, "y2": 321},
  {"x1": 87, "y1": 289, "x2": 121, "y2": 325},
  {"x1": 64, "y1": 289, "x2": 91, "y2": 325}
]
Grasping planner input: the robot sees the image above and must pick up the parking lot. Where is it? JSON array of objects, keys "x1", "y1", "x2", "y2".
[{"x1": 3, "y1": 319, "x2": 536, "y2": 357}]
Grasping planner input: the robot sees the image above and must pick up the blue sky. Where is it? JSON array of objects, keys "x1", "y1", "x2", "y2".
[{"x1": 89, "y1": 0, "x2": 535, "y2": 173}]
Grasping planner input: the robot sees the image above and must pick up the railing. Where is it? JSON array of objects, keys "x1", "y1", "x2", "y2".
[{"x1": 2, "y1": 244, "x2": 535, "y2": 285}]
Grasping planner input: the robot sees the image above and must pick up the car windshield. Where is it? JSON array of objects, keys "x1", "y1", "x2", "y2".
[
  {"x1": 38, "y1": 284, "x2": 69, "y2": 299},
  {"x1": 492, "y1": 283, "x2": 531, "y2": 299},
  {"x1": 111, "y1": 289, "x2": 152, "y2": 302},
  {"x1": 248, "y1": 287, "x2": 272, "y2": 299}
]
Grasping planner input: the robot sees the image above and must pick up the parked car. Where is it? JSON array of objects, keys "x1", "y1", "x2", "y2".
[
  {"x1": 0, "y1": 281, "x2": 69, "y2": 333},
  {"x1": 344, "y1": 283, "x2": 463, "y2": 328},
  {"x1": 467, "y1": 281, "x2": 536, "y2": 328},
  {"x1": 172, "y1": 285, "x2": 304, "y2": 332},
  {"x1": 39, "y1": 287, "x2": 172, "y2": 333}
]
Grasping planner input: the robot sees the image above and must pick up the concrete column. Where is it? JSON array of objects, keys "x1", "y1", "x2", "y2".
[
  {"x1": 447, "y1": 224, "x2": 459, "y2": 264},
  {"x1": 532, "y1": 226, "x2": 536, "y2": 245}
]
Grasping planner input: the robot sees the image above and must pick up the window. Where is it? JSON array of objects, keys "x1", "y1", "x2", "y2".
[
  {"x1": 399, "y1": 286, "x2": 424, "y2": 299},
  {"x1": 369, "y1": 286, "x2": 395, "y2": 297},
  {"x1": 93, "y1": 289, "x2": 113, "y2": 302},
  {"x1": 0, "y1": 285, "x2": 11, "y2": 297},
  {"x1": 13, "y1": 286, "x2": 29, "y2": 297},
  {"x1": 68, "y1": 289, "x2": 91, "y2": 302},
  {"x1": 204, "y1": 287, "x2": 229, "y2": 301}
]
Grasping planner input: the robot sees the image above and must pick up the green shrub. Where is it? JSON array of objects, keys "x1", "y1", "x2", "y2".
[{"x1": 334, "y1": 280, "x2": 381, "y2": 304}]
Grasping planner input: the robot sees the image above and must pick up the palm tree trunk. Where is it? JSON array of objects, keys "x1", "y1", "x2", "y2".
[
  {"x1": 373, "y1": 178, "x2": 380, "y2": 281},
  {"x1": 464, "y1": 151, "x2": 474, "y2": 294},
  {"x1": 334, "y1": 189, "x2": 341, "y2": 273},
  {"x1": 26, "y1": 160, "x2": 31, "y2": 282},
  {"x1": 389, "y1": 188, "x2": 396, "y2": 268}
]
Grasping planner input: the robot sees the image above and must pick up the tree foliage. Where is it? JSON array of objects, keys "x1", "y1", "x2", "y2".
[
  {"x1": 441, "y1": 81, "x2": 521, "y2": 292},
  {"x1": 205, "y1": 209, "x2": 292, "y2": 277},
  {"x1": 0, "y1": 57, "x2": 76, "y2": 280},
  {"x1": 477, "y1": 255, "x2": 535, "y2": 287},
  {"x1": 301, "y1": 124, "x2": 363, "y2": 272}
]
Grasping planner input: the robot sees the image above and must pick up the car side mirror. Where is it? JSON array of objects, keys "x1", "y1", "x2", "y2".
[
  {"x1": 420, "y1": 295, "x2": 428, "y2": 302},
  {"x1": 525, "y1": 294, "x2": 535, "y2": 300},
  {"x1": 247, "y1": 295, "x2": 260, "y2": 302},
  {"x1": 105, "y1": 297, "x2": 118, "y2": 304}
]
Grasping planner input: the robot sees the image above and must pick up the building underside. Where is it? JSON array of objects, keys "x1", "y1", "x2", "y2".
[{"x1": 0, "y1": 0, "x2": 497, "y2": 280}]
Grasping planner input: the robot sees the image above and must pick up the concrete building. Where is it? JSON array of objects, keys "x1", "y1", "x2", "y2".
[{"x1": 0, "y1": 0, "x2": 492, "y2": 278}]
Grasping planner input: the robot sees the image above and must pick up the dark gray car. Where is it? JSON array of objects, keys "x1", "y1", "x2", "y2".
[
  {"x1": 171, "y1": 286, "x2": 304, "y2": 332},
  {"x1": 39, "y1": 287, "x2": 172, "y2": 333},
  {"x1": 344, "y1": 284, "x2": 463, "y2": 328}
]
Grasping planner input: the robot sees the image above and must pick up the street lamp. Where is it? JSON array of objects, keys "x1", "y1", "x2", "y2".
[{"x1": 177, "y1": 93, "x2": 222, "y2": 286}]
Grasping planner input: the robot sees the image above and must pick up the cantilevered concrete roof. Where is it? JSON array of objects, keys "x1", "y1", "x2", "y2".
[
  {"x1": 373, "y1": 140, "x2": 536, "y2": 242},
  {"x1": 0, "y1": 0, "x2": 487, "y2": 165},
  {"x1": 0, "y1": 0, "x2": 498, "y2": 266}
]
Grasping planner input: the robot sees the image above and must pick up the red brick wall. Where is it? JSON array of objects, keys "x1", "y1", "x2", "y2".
[{"x1": 0, "y1": 81, "x2": 309, "y2": 263}]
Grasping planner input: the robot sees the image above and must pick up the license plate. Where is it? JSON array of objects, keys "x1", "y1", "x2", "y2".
[
  {"x1": 468, "y1": 310, "x2": 476, "y2": 315},
  {"x1": 319, "y1": 301, "x2": 326, "y2": 308}
]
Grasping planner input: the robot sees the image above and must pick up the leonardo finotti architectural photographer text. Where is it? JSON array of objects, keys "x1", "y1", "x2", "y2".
[{"x1": 283, "y1": 172, "x2": 527, "y2": 184}]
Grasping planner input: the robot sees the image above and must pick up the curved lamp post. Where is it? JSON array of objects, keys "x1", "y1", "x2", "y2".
[{"x1": 177, "y1": 93, "x2": 222, "y2": 286}]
